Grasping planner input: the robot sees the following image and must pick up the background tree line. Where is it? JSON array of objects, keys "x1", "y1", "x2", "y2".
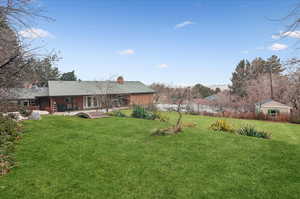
[
  {"x1": 26, "y1": 55, "x2": 78, "y2": 87},
  {"x1": 150, "y1": 83, "x2": 220, "y2": 104},
  {"x1": 212, "y1": 55, "x2": 300, "y2": 113}
]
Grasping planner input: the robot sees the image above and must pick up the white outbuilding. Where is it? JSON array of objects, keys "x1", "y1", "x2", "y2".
[{"x1": 255, "y1": 99, "x2": 292, "y2": 116}]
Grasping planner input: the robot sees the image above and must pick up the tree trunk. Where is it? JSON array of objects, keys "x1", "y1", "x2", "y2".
[{"x1": 174, "y1": 103, "x2": 183, "y2": 133}]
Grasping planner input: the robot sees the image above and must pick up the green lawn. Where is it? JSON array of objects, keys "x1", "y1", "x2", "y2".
[{"x1": 0, "y1": 113, "x2": 300, "y2": 199}]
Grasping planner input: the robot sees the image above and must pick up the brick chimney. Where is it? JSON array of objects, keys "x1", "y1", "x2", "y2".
[{"x1": 117, "y1": 76, "x2": 124, "y2": 84}]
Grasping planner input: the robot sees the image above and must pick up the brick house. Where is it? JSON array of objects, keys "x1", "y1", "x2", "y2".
[{"x1": 4, "y1": 77, "x2": 155, "y2": 113}]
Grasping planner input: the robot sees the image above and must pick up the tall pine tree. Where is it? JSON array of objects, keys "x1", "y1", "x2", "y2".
[
  {"x1": 265, "y1": 55, "x2": 284, "y2": 74},
  {"x1": 229, "y1": 59, "x2": 251, "y2": 97},
  {"x1": 230, "y1": 56, "x2": 285, "y2": 97}
]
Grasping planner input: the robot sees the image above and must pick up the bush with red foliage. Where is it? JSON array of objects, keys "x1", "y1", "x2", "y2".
[{"x1": 198, "y1": 111, "x2": 292, "y2": 123}]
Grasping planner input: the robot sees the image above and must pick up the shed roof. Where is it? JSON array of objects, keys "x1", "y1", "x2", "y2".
[
  {"x1": 255, "y1": 99, "x2": 291, "y2": 109},
  {"x1": 48, "y1": 81, "x2": 155, "y2": 96}
]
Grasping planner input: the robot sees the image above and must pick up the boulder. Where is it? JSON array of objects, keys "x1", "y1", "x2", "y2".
[
  {"x1": 29, "y1": 111, "x2": 41, "y2": 120},
  {"x1": 33, "y1": 110, "x2": 49, "y2": 115},
  {"x1": 16, "y1": 114, "x2": 28, "y2": 121}
]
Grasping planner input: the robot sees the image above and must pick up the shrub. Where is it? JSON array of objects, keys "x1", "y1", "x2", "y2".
[
  {"x1": 237, "y1": 126, "x2": 271, "y2": 139},
  {"x1": 290, "y1": 113, "x2": 300, "y2": 124},
  {"x1": 209, "y1": 120, "x2": 234, "y2": 132},
  {"x1": 0, "y1": 115, "x2": 23, "y2": 176},
  {"x1": 255, "y1": 112, "x2": 267, "y2": 120},
  {"x1": 275, "y1": 114, "x2": 290, "y2": 122},
  {"x1": 199, "y1": 110, "x2": 294, "y2": 122},
  {"x1": 290, "y1": 117, "x2": 300, "y2": 124},
  {"x1": 109, "y1": 110, "x2": 127, "y2": 117},
  {"x1": 132, "y1": 105, "x2": 156, "y2": 120},
  {"x1": 19, "y1": 107, "x2": 32, "y2": 117}
]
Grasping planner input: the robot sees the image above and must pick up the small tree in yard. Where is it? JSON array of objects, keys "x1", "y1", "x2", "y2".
[
  {"x1": 95, "y1": 76, "x2": 126, "y2": 113},
  {"x1": 151, "y1": 87, "x2": 193, "y2": 136},
  {"x1": 173, "y1": 88, "x2": 192, "y2": 132},
  {"x1": 94, "y1": 78, "x2": 114, "y2": 113},
  {"x1": 102, "y1": 79, "x2": 114, "y2": 113}
]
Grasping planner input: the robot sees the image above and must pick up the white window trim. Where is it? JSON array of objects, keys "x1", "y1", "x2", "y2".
[{"x1": 84, "y1": 96, "x2": 99, "y2": 109}]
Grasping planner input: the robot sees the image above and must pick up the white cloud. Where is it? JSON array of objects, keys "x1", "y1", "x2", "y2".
[
  {"x1": 159, "y1": 64, "x2": 169, "y2": 68},
  {"x1": 118, "y1": 49, "x2": 135, "y2": 55},
  {"x1": 269, "y1": 43, "x2": 288, "y2": 51},
  {"x1": 272, "y1": 31, "x2": 300, "y2": 39},
  {"x1": 174, "y1": 20, "x2": 195, "y2": 29},
  {"x1": 271, "y1": 34, "x2": 280, "y2": 39},
  {"x1": 282, "y1": 31, "x2": 300, "y2": 39},
  {"x1": 241, "y1": 50, "x2": 249, "y2": 54},
  {"x1": 19, "y1": 28, "x2": 53, "y2": 39}
]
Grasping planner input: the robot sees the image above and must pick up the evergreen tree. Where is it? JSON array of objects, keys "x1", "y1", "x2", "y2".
[
  {"x1": 60, "y1": 70, "x2": 77, "y2": 81},
  {"x1": 192, "y1": 84, "x2": 217, "y2": 98},
  {"x1": 229, "y1": 59, "x2": 251, "y2": 97},
  {"x1": 28, "y1": 55, "x2": 61, "y2": 87},
  {"x1": 230, "y1": 56, "x2": 285, "y2": 97},
  {"x1": 250, "y1": 55, "x2": 284, "y2": 78},
  {"x1": 265, "y1": 55, "x2": 284, "y2": 74},
  {"x1": 215, "y1": 87, "x2": 221, "y2": 93},
  {"x1": 250, "y1": 57, "x2": 266, "y2": 79}
]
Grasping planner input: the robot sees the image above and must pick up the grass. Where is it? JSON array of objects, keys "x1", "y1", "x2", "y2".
[{"x1": 0, "y1": 113, "x2": 300, "y2": 199}]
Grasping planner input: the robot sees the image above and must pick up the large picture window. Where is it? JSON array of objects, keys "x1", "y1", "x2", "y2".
[{"x1": 85, "y1": 96, "x2": 99, "y2": 108}]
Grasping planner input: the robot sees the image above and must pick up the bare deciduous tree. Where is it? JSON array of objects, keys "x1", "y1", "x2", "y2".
[
  {"x1": 97, "y1": 79, "x2": 114, "y2": 113},
  {"x1": 0, "y1": 0, "x2": 49, "y2": 91},
  {"x1": 170, "y1": 87, "x2": 192, "y2": 133},
  {"x1": 95, "y1": 76, "x2": 127, "y2": 113},
  {"x1": 286, "y1": 60, "x2": 300, "y2": 111}
]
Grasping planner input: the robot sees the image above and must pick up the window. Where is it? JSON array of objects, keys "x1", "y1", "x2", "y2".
[
  {"x1": 29, "y1": 99, "x2": 36, "y2": 106},
  {"x1": 85, "y1": 96, "x2": 99, "y2": 108},
  {"x1": 87, "y1": 96, "x2": 92, "y2": 107},
  {"x1": 93, "y1": 96, "x2": 98, "y2": 107},
  {"x1": 268, "y1": 109, "x2": 280, "y2": 117},
  {"x1": 19, "y1": 100, "x2": 29, "y2": 106}
]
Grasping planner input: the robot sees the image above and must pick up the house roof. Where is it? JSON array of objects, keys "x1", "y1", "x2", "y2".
[
  {"x1": 204, "y1": 95, "x2": 218, "y2": 101},
  {"x1": 7, "y1": 88, "x2": 49, "y2": 99},
  {"x1": 6, "y1": 81, "x2": 155, "y2": 99},
  {"x1": 48, "y1": 81, "x2": 155, "y2": 96},
  {"x1": 255, "y1": 99, "x2": 292, "y2": 109}
]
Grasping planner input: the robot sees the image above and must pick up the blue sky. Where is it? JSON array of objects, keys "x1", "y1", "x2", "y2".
[{"x1": 21, "y1": 0, "x2": 300, "y2": 86}]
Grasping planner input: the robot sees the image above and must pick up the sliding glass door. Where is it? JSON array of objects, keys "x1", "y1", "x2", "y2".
[{"x1": 84, "y1": 96, "x2": 99, "y2": 109}]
